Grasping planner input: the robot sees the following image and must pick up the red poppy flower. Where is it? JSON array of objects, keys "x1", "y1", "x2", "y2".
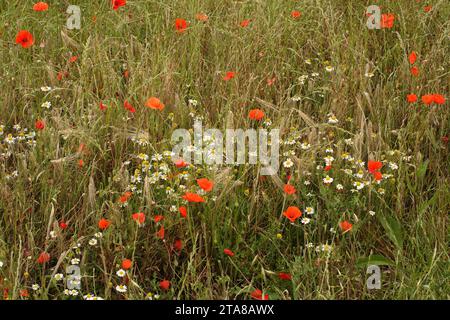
[
  {"x1": 251, "y1": 289, "x2": 269, "y2": 300},
  {"x1": 408, "y1": 51, "x2": 417, "y2": 65},
  {"x1": 15, "y1": 30, "x2": 34, "y2": 48},
  {"x1": 145, "y1": 97, "x2": 165, "y2": 110},
  {"x1": 433, "y1": 94, "x2": 445, "y2": 105},
  {"x1": 174, "y1": 159, "x2": 188, "y2": 168},
  {"x1": 20, "y1": 289, "x2": 29, "y2": 298},
  {"x1": 124, "y1": 100, "x2": 135, "y2": 113},
  {"x1": 37, "y1": 252, "x2": 50, "y2": 264},
  {"x1": 410, "y1": 66, "x2": 419, "y2": 77},
  {"x1": 35, "y1": 119, "x2": 45, "y2": 130},
  {"x1": 99, "y1": 101, "x2": 107, "y2": 111},
  {"x1": 182, "y1": 192, "x2": 205, "y2": 203},
  {"x1": 372, "y1": 171, "x2": 383, "y2": 181},
  {"x1": 240, "y1": 19, "x2": 251, "y2": 28},
  {"x1": 367, "y1": 160, "x2": 382, "y2": 173},
  {"x1": 197, "y1": 178, "x2": 214, "y2": 192},
  {"x1": 223, "y1": 71, "x2": 236, "y2": 81},
  {"x1": 122, "y1": 258, "x2": 132, "y2": 270},
  {"x1": 78, "y1": 159, "x2": 84, "y2": 168},
  {"x1": 112, "y1": 0, "x2": 126, "y2": 10},
  {"x1": 421, "y1": 94, "x2": 434, "y2": 105},
  {"x1": 282, "y1": 206, "x2": 302, "y2": 223},
  {"x1": 159, "y1": 279, "x2": 170, "y2": 291},
  {"x1": 33, "y1": 2, "x2": 49, "y2": 11},
  {"x1": 248, "y1": 109, "x2": 265, "y2": 121},
  {"x1": 223, "y1": 248, "x2": 235, "y2": 257},
  {"x1": 173, "y1": 239, "x2": 183, "y2": 252},
  {"x1": 132, "y1": 212, "x2": 146, "y2": 225},
  {"x1": 324, "y1": 165, "x2": 332, "y2": 171},
  {"x1": 119, "y1": 191, "x2": 132, "y2": 203},
  {"x1": 69, "y1": 56, "x2": 78, "y2": 63},
  {"x1": 156, "y1": 226, "x2": 165, "y2": 239},
  {"x1": 175, "y1": 18, "x2": 188, "y2": 33},
  {"x1": 98, "y1": 218, "x2": 111, "y2": 230},
  {"x1": 424, "y1": 6, "x2": 432, "y2": 12},
  {"x1": 291, "y1": 11, "x2": 301, "y2": 19},
  {"x1": 278, "y1": 272, "x2": 292, "y2": 280},
  {"x1": 179, "y1": 206, "x2": 187, "y2": 218},
  {"x1": 381, "y1": 13, "x2": 395, "y2": 29},
  {"x1": 59, "y1": 221, "x2": 68, "y2": 230},
  {"x1": 283, "y1": 184, "x2": 296, "y2": 195},
  {"x1": 154, "y1": 215, "x2": 164, "y2": 223},
  {"x1": 339, "y1": 220, "x2": 353, "y2": 233},
  {"x1": 407, "y1": 94, "x2": 417, "y2": 103}
]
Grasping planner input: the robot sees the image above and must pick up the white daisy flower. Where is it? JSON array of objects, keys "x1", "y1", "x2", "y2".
[
  {"x1": 115, "y1": 284, "x2": 127, "y2": 293},
  {"x1": 323, "y1": 175, "x2": 333, "y2": 184},
  {"x1": 54, "y1": 273, "x2": 64, "y2": 281},
  {"x1": 70, "y1": 289, "x2": 79, "y2": 296},
  {"x1": 344, "y1": 138, "x2": 353, "y2": 145},
  {"x1": 41, "y1": 101, "x2": 52, "y2": 109},
  {"x1": 116, "y1": 269, "x2": 126, "y2": 278},
  {"x1": 355, "y1": 170, "x2": 364, "y2": 179},
  {"x1": 300, "y1": 142, "x2": 311, "y2": 150},
  {"x1": 353, "y1": 181, "x2": 365, "y2": 190},
  {"x1": 283, "y1": 158, "x2": 294, "y2": 168},
  {"x1": 327, "y1": 115, "x2": 339, "y2": 124},
  {"x1": 301, "y1": 217, "x2": 311, "y2": 225},
  {"x1": 389, "y1": 162, "x2": 398, "y2": 170}
]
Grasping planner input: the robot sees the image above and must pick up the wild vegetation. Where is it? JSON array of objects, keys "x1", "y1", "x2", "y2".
[{"x1": 0, "y1": 0, "x2": 448, "y2": 300}]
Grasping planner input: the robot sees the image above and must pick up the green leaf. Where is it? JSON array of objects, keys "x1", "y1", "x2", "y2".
[
  {"x1": 417, "y1": 160, "x2": 429, "y2": 181},
  {"x1": 356, "y1": 254, "x2": 394, "y2": 267},
  {"x1": 378, "y1": 214, "x2": 404, "y2": 251}
]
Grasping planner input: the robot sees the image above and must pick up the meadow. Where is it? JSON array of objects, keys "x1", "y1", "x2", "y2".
[{"x1": 0, "y1": 0, "x2": 449, "y2": 300}]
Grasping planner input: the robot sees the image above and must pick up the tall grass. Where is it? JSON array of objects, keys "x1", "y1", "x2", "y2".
[{"x1": 0, "y1": 0, "x2": 448, "y2": 300}]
